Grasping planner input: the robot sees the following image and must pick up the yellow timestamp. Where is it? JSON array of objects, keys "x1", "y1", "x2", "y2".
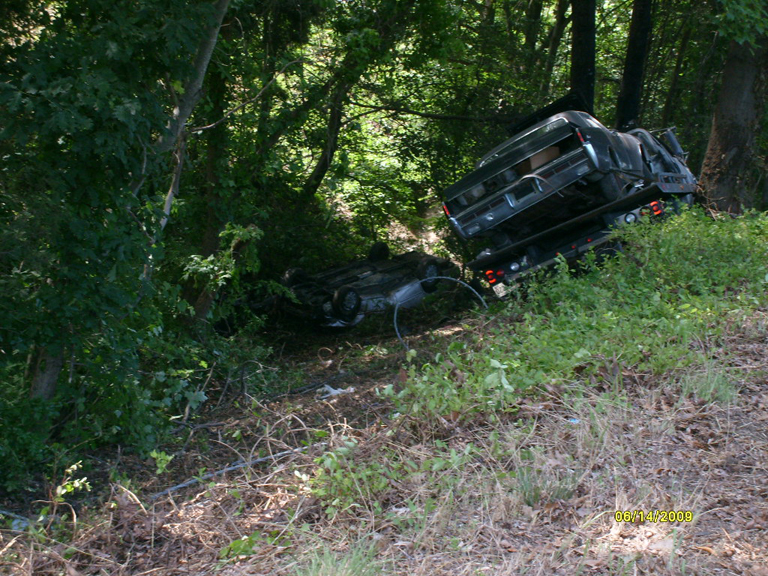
[{"x1": 614, "y1": 510, "x2": 693, "y2": 523}]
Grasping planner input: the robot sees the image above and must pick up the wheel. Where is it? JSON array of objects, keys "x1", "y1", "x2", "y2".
[
  {"x1": 368, "y1": 241, "x2": 390, "y2": 262},
  {"x1": 283, "y1": 267, "x2": 310, "y2": 287},
  {"x1": 417, "y1": 258, "x2": 440, "y2": 293},
  {"x1": 331, "y1": 285, "x2": 362, "y2": 320},
  {"x1": 598, "y1": 173, "x2": 624, "y2": 202}
]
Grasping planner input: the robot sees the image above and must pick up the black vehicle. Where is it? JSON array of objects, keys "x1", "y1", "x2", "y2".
[
  {"x1": 442, "y1": 103, "x2": 696, "y2": 287},
  {"x1": 282, "y1": 243, "x2": 456, "y2": 327}
]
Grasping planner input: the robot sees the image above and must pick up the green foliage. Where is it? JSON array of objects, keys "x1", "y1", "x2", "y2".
[
  {"x1": 0, "y1": 394, "x2": 58, "y2": 492},
  {"x1": 310, "y1": 436, "x2": 475, "y2": 516},
  {"x1": 715, "y1": 0, "x2": 768, "y2": 45},
  {"x1": 219, "y1": 527, "x2": 292, "y2": 561},
  {"x1": 311, "y1": 437, "x2": 396, "y2": 516},
  {"x1": 52, "y1": 461, "x2": 91, "y2": 503},
  {"x1": 149, "y1": 450, "x2": 174, "y2": 475}
]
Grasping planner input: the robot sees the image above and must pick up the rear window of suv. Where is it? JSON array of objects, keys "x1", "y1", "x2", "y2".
[{"x1": 478, "y1": 117, "x2": 569, "y2": 167}]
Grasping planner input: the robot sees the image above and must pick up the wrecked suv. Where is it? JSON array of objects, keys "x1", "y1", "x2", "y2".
[{"x1": 442, "y1": 106, "x2": 696, "y2": 286}]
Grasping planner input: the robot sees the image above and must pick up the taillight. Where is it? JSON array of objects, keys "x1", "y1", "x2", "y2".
[
  {"x1": 650, "y1": 201, "x2": 663, "y2": 216},
  {"x1": 575, "y1": 129, "x2": 586, "y2": 144},
  {"x1": 443, "y1": 204, "x2": 450, "y2": 217},
  {"x1": 485, "y1": 269, "x2": 504, "y2": 285}
]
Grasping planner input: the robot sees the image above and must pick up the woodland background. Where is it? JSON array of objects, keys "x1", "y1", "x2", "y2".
[{"x1": 1, "y1": 0, "x2": 766, "y2": 492}]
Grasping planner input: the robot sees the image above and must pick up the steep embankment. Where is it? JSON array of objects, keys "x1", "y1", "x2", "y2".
[{"x1": 4, "y1": 209, "x2": 768, "y2": 576}]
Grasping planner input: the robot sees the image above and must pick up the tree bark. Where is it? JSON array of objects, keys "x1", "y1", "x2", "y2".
[
  {"x1": 616, "y1": 0, "x2": 653, "y2": 129},
  {"x1": 570, "y1": 0, "x2": 596, "y2": 111},
  {"x1": 699, "y1": 39, "x2": 767, "y2": 212},
  {"x1": 30, "y1": 347, "x2": 64, "y2": 401}
]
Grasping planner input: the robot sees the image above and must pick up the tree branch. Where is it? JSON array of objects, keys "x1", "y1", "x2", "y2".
[
  {"x1": 159, "y1": 138, "x2": 186, "y2": 233},
  {"x1": 348, "y1": 100, "x2": 514, "y2": 123},
  {"x1": 155, "y1": 0, "x2": 231, "y2": 154}
]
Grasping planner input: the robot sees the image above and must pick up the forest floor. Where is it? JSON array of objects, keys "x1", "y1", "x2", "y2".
[{"x1": 2, "y1": 294, "x2": 768, "y2": 576}]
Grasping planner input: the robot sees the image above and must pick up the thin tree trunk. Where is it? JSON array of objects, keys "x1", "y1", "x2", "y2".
[
  {"x1": 699, "y1": 39, "x2": 767, "y2": 212},
  {"x1": 541, "y1": 0, "x2": 570, "y2": 95},
  {"x1": 661, "y1": 24, "x2": 691, "y2": 126},
  {"x1": 156, "y1": 0, "x2": 231, "y2": 155},
  {"x1": 616, "y1": 0, "x2": 652, "y2": 129},
  {"x1": 570, "y1": 0, "x2": 596, "y2": 111},
  {"x1": 301, "y1": 81, "x2": 351, "y2": 199}
]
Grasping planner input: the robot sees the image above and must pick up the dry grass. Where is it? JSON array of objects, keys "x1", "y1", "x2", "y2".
[{"x1": 2, "y1": 312, "x2": 767, "y2": 576}]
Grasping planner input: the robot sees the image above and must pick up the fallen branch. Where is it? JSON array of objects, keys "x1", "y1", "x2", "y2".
[
  {"x1": 149, "y1": 442, "x2": 326, "y2": 501},
  {"x1": 0, "y1": 507, "x2": 29, "y2": 523}
]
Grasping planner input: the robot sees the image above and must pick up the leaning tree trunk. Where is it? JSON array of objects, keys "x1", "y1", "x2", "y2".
[{"x1": 699, "y1": 39, "x2": 767, "y2": 212}]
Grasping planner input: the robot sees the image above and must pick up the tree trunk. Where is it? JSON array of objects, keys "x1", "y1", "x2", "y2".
[
  {"x1": 523, "y1": 0, "x2": 544, "y2": 72},
  {"x1": 186, "y1": 60, "x2": 230, "y2": 321},
  {"x1": 540, "y1": 0, "x2": 570, "y2": 96},
  {"x1": 156, "y1": 0, "x2": 231, "y2": 155},
  {"x1": 699, "y1": 39, "x2": 767, "y2": 212},
  {"x1": 616, "y1": 0, "x2": 652, "y2": 129},
  {"x1": 30, "y1": 347, "x2": 64, "y2": 401},
  {"x1": 570, "y1": 0, "x2": 596, "y2": 111},
  {"x1": 301, "y1": 81, "x2": 350, "y2": 199},
  {"x1": 154, "y1": 0, "x2": 231, "y2": 240},
  {"x1": 661, "y1": 23, "x2": 691, "y2": 126}
]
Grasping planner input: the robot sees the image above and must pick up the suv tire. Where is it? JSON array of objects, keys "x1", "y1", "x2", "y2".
[
  {"x1": 332, "y1": 286, "x2": 362, "y2": 320},
  {"x1": 417, "y1": 258, "x2": 440, "y2": 293},
  {"x1": 368, "y1": 241, "x2": 390, "y2": 262}
]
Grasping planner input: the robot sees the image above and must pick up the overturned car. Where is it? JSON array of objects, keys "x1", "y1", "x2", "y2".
[
  {"x1": 442, "y1": 101, "x2": 696, "y2": 286},
  {"x1": 282, "y1": 243, "x2": 456, "y2": 327}
]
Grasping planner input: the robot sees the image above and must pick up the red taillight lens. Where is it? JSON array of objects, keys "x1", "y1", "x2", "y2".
[
  {"x1": 443, "y1": 204, "x2": 450, "y2": 217},
  {"x1": 650, "y1": 201, "x2": 663, "y2": 216}
]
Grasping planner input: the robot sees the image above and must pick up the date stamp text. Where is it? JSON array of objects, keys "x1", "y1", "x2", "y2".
[{"x1": 614, "y1": 510, "x2": 693, "y2": 523}]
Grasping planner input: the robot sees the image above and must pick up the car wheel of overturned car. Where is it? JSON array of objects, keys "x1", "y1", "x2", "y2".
[
  {"x1": 283, "y1": 267, "x2": 311, "y2": 287},
  {"x1": 332, "y1": 285, "x2": 362, "y2": 320},
  {"x1": 599, "y1": 173, "x2": 625, "y2": 202},
  {"x1": 417, "y1": 258, "x2": 440, "y2": 293},
  {"x1": 368, "y1": 241, "x2": 390, "y2": 262}
]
